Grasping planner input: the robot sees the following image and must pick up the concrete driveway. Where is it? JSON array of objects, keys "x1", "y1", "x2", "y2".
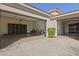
[{"x1": 0, "y1": 35, "x2": 79, "y2": 56}]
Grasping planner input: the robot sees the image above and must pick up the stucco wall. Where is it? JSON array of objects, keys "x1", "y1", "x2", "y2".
[{"x1": 0, "y1": 16, "x2": 36, "y2": 35}]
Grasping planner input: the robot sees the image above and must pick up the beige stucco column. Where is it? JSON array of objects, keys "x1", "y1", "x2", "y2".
[
  {"x1": 46, "y1": 20, "x2": 49, "y2": 37},
  {"x1": 0, "y1": 11, "x2": 1, "y2": 35},
  {"x1": 46, "y1": 19, "x2": 58, "y2": 38},
  {"x1": 57, "y1": 21, "x2": 64, "y2": 35}
]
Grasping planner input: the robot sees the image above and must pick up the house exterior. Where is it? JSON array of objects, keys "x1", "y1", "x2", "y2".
[{"x1": 0, "y1": 3, "x2": 79, "y2": 37}]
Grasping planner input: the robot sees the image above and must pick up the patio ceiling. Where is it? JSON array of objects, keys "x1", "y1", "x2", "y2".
[{"x1": 1, "y1": 11, "x2": 43, "y2": 22}]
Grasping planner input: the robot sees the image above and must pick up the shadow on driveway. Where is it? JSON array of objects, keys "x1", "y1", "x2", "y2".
[
  {"x1": 0, "y1": 34, "x2": 41, "y2": 49},
  {"x1": 64, "y1": 33, "x2": 79, "y2": 41}
]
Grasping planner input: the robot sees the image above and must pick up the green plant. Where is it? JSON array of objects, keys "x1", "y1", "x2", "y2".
[{"x1": 48, "y1": 28, "x2": 56, "y2": 38}]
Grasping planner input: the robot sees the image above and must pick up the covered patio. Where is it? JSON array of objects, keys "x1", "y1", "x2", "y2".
[
  {"x1": 51, "y1": 10, "x2": 79, "y2": 36},
  {"x1": 0, "y1": 4, "x2": 50, "y2": 36},
  {"x1": 0, "y1": 11, "x2": 46, "y2": 36}
]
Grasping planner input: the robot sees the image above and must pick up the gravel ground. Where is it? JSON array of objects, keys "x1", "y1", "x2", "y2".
[{"x1": 0, "y1": 35, "x2": 79, "y2": 56}]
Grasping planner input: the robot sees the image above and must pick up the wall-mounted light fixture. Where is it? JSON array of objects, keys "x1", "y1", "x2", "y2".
[{"x1": 20, "y1": 19, "x2": 22, "y2": 21}]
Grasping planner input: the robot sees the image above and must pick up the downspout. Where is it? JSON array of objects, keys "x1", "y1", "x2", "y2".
[
  {"x1": 0, "y1": 10, "x2": 2, "y2": 49},
  {"x1": 0, "y1": 10, "x2": 1, "y2": 36}
]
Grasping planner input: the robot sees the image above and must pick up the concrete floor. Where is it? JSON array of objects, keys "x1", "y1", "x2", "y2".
[{"x1": 0, "y1": 35, "x2": 79, "y2": 56}]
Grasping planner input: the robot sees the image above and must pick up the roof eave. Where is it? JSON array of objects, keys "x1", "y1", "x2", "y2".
[
  {"x1": 18, "y1": 3, "x2": 50, "y2": 17},
  {"x1": 51, "y1": 10, "x2": 79, "y2": 20}
]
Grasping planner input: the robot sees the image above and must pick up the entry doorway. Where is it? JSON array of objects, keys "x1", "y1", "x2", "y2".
[{"x1": 8, "y1": 23, "x2": 27, "y2": 35}]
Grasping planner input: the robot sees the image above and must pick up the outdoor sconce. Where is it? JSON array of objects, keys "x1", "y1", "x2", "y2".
[{"x1": 20, "y1": 19, "x2": 22, "y2": 21}]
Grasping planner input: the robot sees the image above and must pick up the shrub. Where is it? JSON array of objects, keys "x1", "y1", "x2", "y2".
[{"x1": 48, "y1": 28, "x2": 56, "y2": 38}]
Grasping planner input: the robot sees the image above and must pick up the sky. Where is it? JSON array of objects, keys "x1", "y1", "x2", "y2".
[{"x1": 31, "y1": 3, "x2": 79, "y2": 13}]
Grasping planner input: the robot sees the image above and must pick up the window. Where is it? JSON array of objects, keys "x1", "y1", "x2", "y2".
[{"x1": 8, "y1": 24, "x2": 27, "y2": 35}]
